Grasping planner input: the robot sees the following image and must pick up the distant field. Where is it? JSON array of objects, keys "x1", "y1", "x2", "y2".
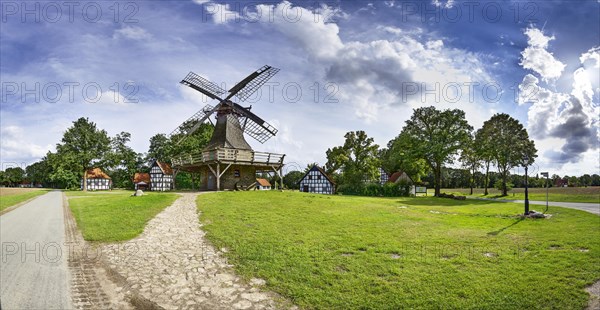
[
  {"x1": 0, "y1": 188, "x2": 50, "y2": 211},
  {"x1": 68, "y1": 190, "x2": 178, "y2": 241},
  {"x1": 197, "y1": 191, "x2": 600, "y2": 309},
  {"x1": 428, "y1": 187, "x2": 600, "y2": 203}
]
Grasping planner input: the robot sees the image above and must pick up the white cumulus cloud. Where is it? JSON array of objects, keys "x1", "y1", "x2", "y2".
[{"x1": 520, "y1": 27, "x2": 566, "y2": 82}]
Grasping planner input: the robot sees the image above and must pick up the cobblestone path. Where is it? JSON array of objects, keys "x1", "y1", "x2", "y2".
[{"x1": 101, "y1": 193, "x2": 290, "y2": 310}]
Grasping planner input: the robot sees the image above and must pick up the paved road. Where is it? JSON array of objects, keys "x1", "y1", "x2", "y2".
[
  {"x1": 0, "y1": 191, "x2": 72, "y2": 309},
  {"x1": 472, "y1": 197, "x2": 600, "y2": 215}
]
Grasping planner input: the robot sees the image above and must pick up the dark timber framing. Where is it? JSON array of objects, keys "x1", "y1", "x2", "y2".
[{"x1": 298, "y1": 165, "x2": 335, "y2": 194}]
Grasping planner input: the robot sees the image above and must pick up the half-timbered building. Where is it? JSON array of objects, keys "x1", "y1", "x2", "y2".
[
  {"x1": 298, "y1": 165, "x2": 335, "y2": 194},
  {"x1": 150, "y1": 160, "x2": 173, "y2": 191},
  {"x1": 379, "y1": 167, "x2": 390, "y2": 185},
  {"x1": 81, "y1": 168, "x2": 112, "y2": 190}
]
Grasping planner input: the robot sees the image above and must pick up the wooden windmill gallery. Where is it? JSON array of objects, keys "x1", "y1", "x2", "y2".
[{"x1": 170, "y1": 65, "x2": 285, "y2": 191}]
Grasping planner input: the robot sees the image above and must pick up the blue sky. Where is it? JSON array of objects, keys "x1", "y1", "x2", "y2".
[{"x1": 1, "y1": 0, "x2": 599, "y2": 176}]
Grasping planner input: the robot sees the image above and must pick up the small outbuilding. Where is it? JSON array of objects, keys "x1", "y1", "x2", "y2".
[
  {"x1": 298, "y1": 165, "x2": 335, "y2": 194},
  {"x1": 256, "y1": 178, "x2": 272, "y2": 190},
  {"x1": 81, "y1": 168, "x2": 112, "y2": 190},
  {"x1": 388, "y1": 171, "x2": 414, "y2": 184},
  {"x1": 133, "y1": 172, "x2": 150, "y2": 190},
  {"x1": 150, "y1": 160, "x2": 173, "y2": 191}
]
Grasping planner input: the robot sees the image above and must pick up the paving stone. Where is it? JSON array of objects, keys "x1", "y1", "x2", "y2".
[{"x1": 99, "y1": 193, "x2": 286, "y2": 309}]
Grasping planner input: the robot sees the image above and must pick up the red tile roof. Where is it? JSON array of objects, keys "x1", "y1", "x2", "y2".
[
  {"x1": 256, "y1": 178, "x2": 271, "y2": 187},
  {"x1": 388, "y1": 171, "x2": 413, "y2": 183},
  {"x1": 85, "y1": 168, "x2": 111, "y2": 179},
  {"x1": 133, "y1": 173, "x2": 150, "y2": 183}
]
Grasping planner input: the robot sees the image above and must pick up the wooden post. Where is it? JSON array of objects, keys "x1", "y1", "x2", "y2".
[
  {"x1": 280, "y1": 166, "x2": 284, "y2": 190},
  {"x1": 216, "y1": 164, "x2": 220, "y2": 191}
]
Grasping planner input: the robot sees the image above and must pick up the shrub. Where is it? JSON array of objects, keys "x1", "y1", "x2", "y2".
[{"x1": 362, "y1": 183, "x2": 382, "y2": 196}]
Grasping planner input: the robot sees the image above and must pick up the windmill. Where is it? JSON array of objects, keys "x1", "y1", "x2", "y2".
[{"x1": 170, "y1": 65, "x2": 286, "y2": 191}]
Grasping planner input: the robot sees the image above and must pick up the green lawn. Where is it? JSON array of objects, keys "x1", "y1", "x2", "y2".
[
  {"x1": 430, "y1": 187, "x2": 600, "y2": 203},
  {"x1": 68, "y1": 191, "x2": 178, "y2": 241},
  {"x1": 197, "y1": 191, "x2": 600, "y2": 309},
  {"x1": 0, "y1": 188, "x2": 50, "y2": 211}
]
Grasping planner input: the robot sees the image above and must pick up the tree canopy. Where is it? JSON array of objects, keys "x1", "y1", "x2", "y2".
[
  {"x1": 325, "y1": 131, "x2": 380, "y2": 193},
  {"x1": 56, "y1": 117, "x2": 111, "y2": 191},
  {"x1": 482, "y1": 113, "x2": 537, "y2": 195},
  {"x1": 399, "y1": 106, "x2": 473, "y2": 196}
]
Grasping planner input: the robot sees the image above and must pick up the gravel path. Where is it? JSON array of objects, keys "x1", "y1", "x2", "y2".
[{"x1": 101, "y1": 193, "x2": 289, "y2": 310}]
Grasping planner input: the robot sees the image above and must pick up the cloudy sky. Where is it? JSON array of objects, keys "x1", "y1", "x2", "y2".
[{"x1": 1, "y1": 0, "x2": 599, "y2": 176}]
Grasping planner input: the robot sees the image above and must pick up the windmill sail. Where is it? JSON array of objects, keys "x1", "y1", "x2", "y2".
[
  {"x1": 226, "y1": 65, "x2": 280, "y2": 102},
  {"x1": 181, "y1": 72, "x2": 226, "y2": 100},
  {"x1": 231, "y1": 103, "x2": 278, "y2": 143},
  {"x1": 169, "y1": 104, "x2": 217, "y2": 141}
]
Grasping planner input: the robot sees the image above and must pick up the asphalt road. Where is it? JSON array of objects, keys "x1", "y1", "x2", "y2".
[
  {"x1": 473, "y1": 197, "x2": 600, "y2": 215},
  {"x1": 0, "y1": 191, "x2": 72, "y2": 309}
]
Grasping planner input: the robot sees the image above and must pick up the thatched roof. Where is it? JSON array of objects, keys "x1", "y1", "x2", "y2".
[
  {"x1": 86, "y1": 168, "x2": 111, "y2": 179},
  {"x1": 154, "y1": 161, "x2": 173, "y2": 175},
  {"x1": 133, "y1": 172, "x2": 150, "y2": 183}
]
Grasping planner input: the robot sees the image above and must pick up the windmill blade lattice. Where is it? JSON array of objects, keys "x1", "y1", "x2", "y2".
[
  {"x1": 181, "y1": 72, "x2": 227, "y2": 100},
  {"x1": 169, "y1": 104, "x2": 217, "y2": 139},
  {"x1": 230, "y1": 103, "x2": 278, "y2": 143},
  {"x1": 227, "y1": 65, "x2": 280, "y2": 102}
]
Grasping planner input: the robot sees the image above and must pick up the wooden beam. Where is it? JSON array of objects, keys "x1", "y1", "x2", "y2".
[
  {"x1": 219, "y1": 163, "x2": 232, "y2": 178},
  {"x1": 207, "y1": 164, "x2": 217, "y2": 177},
  {"x1": 216, "y1": 164, "x2": 220, "y2": 191},
  {"x1": 271, "y1": 165, "x2": 283, "y2": 190}
]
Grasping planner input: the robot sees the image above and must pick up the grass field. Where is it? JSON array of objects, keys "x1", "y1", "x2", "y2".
[
  {"x1": 67, "y1": 190, "x2": 178, "y2": 241},
  {"x1": 429, "y1": 187, "x2": 600, "y2": 203},
  {"x1": 0, "y1": 188, "x2": 50, "y2": 211},
  {"x1": 197, "y1": 191, "x2": 600, "y2": 309}
]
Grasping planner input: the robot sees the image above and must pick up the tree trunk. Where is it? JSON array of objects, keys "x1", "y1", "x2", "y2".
[
  {"x1": 434, "y1": 164, "x2": 441, "y2": 197},
  {"x1": 484, "y1": 162, "x2": 490, "y2": 195},
  {"x1": 502, "y1": 170, "x2": 508, "y2": 196},
  {"x1": 470, "y1": 167, "x2": 474, "y2": 196},
  {"x1": 82, "y1": 169, "x2": 87, "y2": 192}
]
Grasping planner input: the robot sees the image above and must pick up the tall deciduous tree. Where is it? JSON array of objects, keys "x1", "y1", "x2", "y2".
[
  {"x1": 107, "y1": 132, "x2": 143, "y2": 188},
  {"x1": 325, "y1": 131, "x2": 380, "y2": 191},
  {"x1": 381, "y1": 132, "x2": 429, "y2": 183},
  {"x1": 482, "y1": 113, "x2": 537, "y2": 196},
  {"x1": 474, "y1": 125, "x2": 495, "y2": 195},
  {"x1": 147, "y1": 133, "x2": 173, "y2": 162},
  {"x1": 401, "y1": 106, "x2": 473, "y2": 197},
  {"x1": 283, "y1": 170, "x2": 304, "y2": 190},
  {"x1": 56, "y1": 117, "x2": 111, "y2": 191},
  {"x1": 460, "y1": 136, "x2": 481, "y2": 195},
  {"x1": 4, "y1": 167, "x2": 25, "y2": 186}
]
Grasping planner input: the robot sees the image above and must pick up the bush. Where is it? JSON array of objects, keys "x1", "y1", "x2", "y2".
[
  {"x1": 337, "y1": 183, "x2": 365, "y2": 196},
  {"x1": 362, "y1": 183, "x2": 382, "y2": 196},
  {"x1": 338, "y1": 182, "x2": 413, "y2": 197}
]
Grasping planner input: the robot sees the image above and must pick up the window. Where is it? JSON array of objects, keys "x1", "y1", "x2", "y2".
[
  {"x1": 308, "y1": 175, "x2": 312, "y2": 180},
  {"x1": 317, "y1": 175, "x2": 321, "y2": 180},
  {"x1": 234, "y1": 169, "x2": 240, "y2": 177}
]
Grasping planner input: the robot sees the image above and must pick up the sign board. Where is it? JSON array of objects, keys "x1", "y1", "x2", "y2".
[
  {"x1": 415, "y1": 186, "x2": 427, "y2": 195},
  {"x1": 541, "y1": 172, "x2": 549, "y2": 177}
]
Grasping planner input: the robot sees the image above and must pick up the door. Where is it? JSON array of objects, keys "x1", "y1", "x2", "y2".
[
  {"x1": 208, "y1": 175, "x2": 216, "y2": 190},
  {"x1": 303, "y1": 185, "x2": 309, "y2": 192}
]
